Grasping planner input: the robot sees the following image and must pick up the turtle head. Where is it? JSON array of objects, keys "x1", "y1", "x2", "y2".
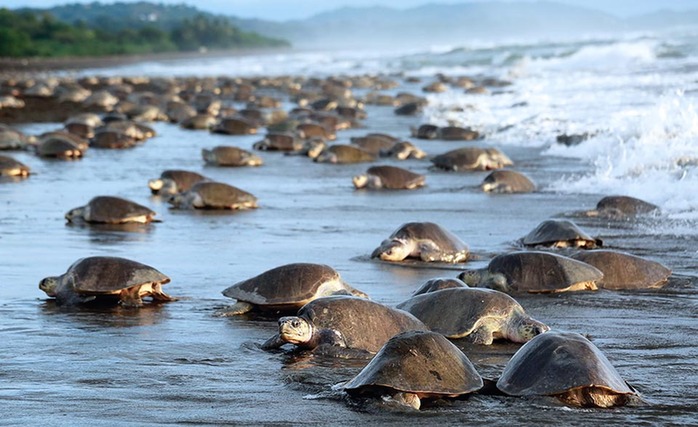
[
  {"x1": 352, "y1": 174, "x2": 369, "y2": 189},
  {"x1": 304, "y1": 139, "x2": 326, "y2": 159},
  {"x1": 458, "y1": 269, "x2": 483, "y2": 286},
  {"x1": 508, "y1": 316, "x2": 550, "y2": 343},
  {"x1": 278, "y1": 316, "x2": 313, "y2": 345},
  {"x1": 149, "y1": 178, "x2": 178, "y2": 195},
  {"x1": 459, "y1": 270, "x2": 510, "y2": 292},
  {"x1": 371, "y1": 238, "x2": 412, "y2": 262},
  {"x1": 39, "y1": 276, "x2": 59, "y2": 297},
  {"x1": 64, "y1": 206, "x2": 85, "y2": 223},
  {"x1": 201, "y1": 149, "x2": 216, "y2": 164},
  {"x1": 167, "y1": 191, "x2": 197, "y2": 209}
]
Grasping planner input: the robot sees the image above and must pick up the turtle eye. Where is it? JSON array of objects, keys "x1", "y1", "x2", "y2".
[{"x1": 292, "y1": 319, "x2": 301, "y2": 328}]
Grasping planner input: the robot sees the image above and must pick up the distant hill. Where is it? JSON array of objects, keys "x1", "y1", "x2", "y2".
[{"x1": 18, "y1": 1, "x2": 698, "y2": 50}]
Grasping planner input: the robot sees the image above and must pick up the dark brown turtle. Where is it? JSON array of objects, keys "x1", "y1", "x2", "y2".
[
  {"x1": 350, "y1": 135, "x2": 397, "y2": 156},
  {"x1": 352, "y1": 165, "x2": 425, "y2": 190},
  {"x1": 396, "y1": 288, "x2": 549, "y2": 344},
  {"x1": 90, "y1": 130, "x2": 138, "y2": 149},
  {"x1": 522, "y1": 219, "x2": 601, "y2": 249},
  {"x1": 65, "y1": 196, "x2": 157, "y2": 224},
  {"x1": 372, "y1": 222, "x2": 469, "y2": 263},
  {"x1": 148, "y1": 170, "x2": 208, "y2": 196},
  {"x1": 261, "y1": 296, "x2": 428, "y2": 356},
  {"x1": 343, "y1": 331, "x2": 483, "y2": 410},
  {"x1": 382, "y1": 141, "x2": 427, "y2": 160},
  {"x1": 497, "y1": 331, "x2": 638, "y2": 408},
  {"x1": 211, "y1": 116, "x2": 258, "y2": 135},
  {"x1": 480, "y1": 170, "x2": 536, "y2": 193},
  {"x1": 584, "y1": 195, "x2": 660, "y2": 219},
  {"x1": 36, "y1": 138, "x2": 83, "y2": 159},
  {"x1": 220, "y1": 263, "x2": 368, "y2": 316},
  {"x1": 167, "y1": 181, "x2": 257, "y2": 210},
  {"x1": 39, "y1": 256, "x2": 174, "y2": 307},
  {"x1": 437, "y1": 126, "x2": 480, "y2": 141},
  {"x1": 459, "y1": 251, "x2": 603, "y2": 293},
  {"x1": 252, "y1": 133, "x2": 302, "y2": 152},
  {"x1": 569, "y1": 250, "x2": 671, "y2": 290}
]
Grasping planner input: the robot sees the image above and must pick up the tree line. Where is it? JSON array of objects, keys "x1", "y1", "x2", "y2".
[{"x1": 0, "y1": 8, "x2": 289, "y2": 58}]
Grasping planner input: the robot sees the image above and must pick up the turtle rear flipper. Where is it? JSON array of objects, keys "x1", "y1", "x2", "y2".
[{"x1": 216, "y1": 301, "x2": 254, "y2": 317}]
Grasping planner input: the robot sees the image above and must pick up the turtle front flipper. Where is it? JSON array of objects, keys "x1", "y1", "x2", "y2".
[
  {"x1": 150, "y1": 283, "x2": 177, "y2": 302},
  {"x1": 119, "y1": 286, "x2": 144, "y2": 308},
  {"x1": 261, "y1": 333, "x2": 285, "y2": 350},
  {"x1": 388, "y1": 392, "x2": 421, "y2": 410},
  {"x1": 216, "y1": 301, "x2": 255, "y2": 317},
  {"x1": 468, "y1": 322, "x2": 499, "y2": 345}
]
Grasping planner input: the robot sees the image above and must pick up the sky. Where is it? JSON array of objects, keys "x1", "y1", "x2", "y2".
[{"x1": 5, "y1": 0, "x2": 698, "y2": 21}]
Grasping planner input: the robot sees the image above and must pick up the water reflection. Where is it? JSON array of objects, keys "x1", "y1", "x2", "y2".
[
  {"x1": 65, "y1": 221, "x2": 155, "y2": 244},
  {"x1": 39, "y1": 299, "x2": 167, "y2": 328}
]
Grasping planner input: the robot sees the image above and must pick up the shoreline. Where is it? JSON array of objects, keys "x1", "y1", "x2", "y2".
[{"x1": 0, "y1": 46, "x2": 293, "y2": 75}]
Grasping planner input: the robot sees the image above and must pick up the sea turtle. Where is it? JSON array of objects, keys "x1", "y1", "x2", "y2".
[
  {"x1": 90, "y1": 130, "x2": 138, "y2": 149},
  {"x1": 0, "y1": 126, "x2": 36, "y2": 150},
  {"x1": 343, "y1": 330, "x2": 484, "y2": 410},
  {"x1": 411, "y1": 277, "x2": 468, "y2": 296},
  {"x1": 168, "y1": 181, "x2": 258, "y2": 210},
  {"x1": 437, "y1": 126, "x2": 480, "y2": 141},
  {"x1": 65, "y1": 196, "x2": 157, "y2": 224},
  {"x1": 496, "y1": 331, "x2": 638, "y2": 408},
  {"x1": 261, "y1": 296, "x2": 428, "y2": 356},
  {"x1": 314, "y1": 144, "x2": 376, "y2": 164},
  {"x1": 480, "y1": 170, "x2": 536, "y2": 193},
  {"x1": 396, "y1": 288, "x2": 549, "y2": 344},
  {"x1": 39, "y1": 256, "x2": 175, "y2": 307},
  {"x1": 584, "y1": 195, "x2": 660, "y2": 219},
  {"x1": 350, "y1": 135, "x2": 397, "y2": 156},
  {"x1": 36, "y1": 137, "x2": 83, "y2": 159},
  {"x1": 411, "y1": 124, "x2": 439, "y2": 140},
  {"x1": 431, "y1": 147, "x2": 513, "y2": 171},
  {"x1": 295, "y1": 122, "x2": 335, "y2": 141},
  {"x1": 202, "y1": 146, "x2": 263, "y2": 167},
  {"x1": 353, "y1": 165, "x2": 425, "y2": 190},
  {"x1": 0, "y1": 155, "x2": 30, "y2": 177},
  {"x1": 522, "y1": 219, "x2": 601, "y2": 249},
  {"x1": 220, "y1": 263, "x2": 368, "y2": 316},
  {"x1": 252, "y1": 133, "x2": 302, "y2": 152},
  {"x1": 372, "y1": 222, "x2": 469, "y2": 263},
  {"x1": 38, "y1": 131, "x2": 89, "y2": 151},
  {"x1": 382, "y1": 141, "x2": 427, "y2": 160},
  {"x1": 211, "y1": 116, "x2": 258, "y2": 135},
  {"x1": 180, "y1": 113, "x2": 217, "y2": 130},
  {"x1": 148, "y1": 170, "x2": 208, "y2": 196},
  {"x1": 458, "y1": 251, "x2": 603, "y2": 293},
  {"x1": 569, "y1": 250, "x2": 671, "y2": 290}
]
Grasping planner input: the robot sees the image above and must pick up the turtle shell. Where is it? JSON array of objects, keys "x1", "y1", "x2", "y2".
[
  {"x1": 497, "y1": 331, "x2": 634, "y2": 397},
  {"x1": 350, "y1": 136, "x2": 396, "y2": 155},
  {"x1": 391, "y1": 222, "x2": 469, "y2": 254},
  {"x1": 570, "y1": 250, "x2": 671, "y2": 290},
  {"x1": 431, "y1": 147, "x2": 510, "y2": 171},
  {"x1": 0, "y1": 155, "x2": 30, "y2": 176},
  {"x1": 298, "y1": 296, "x2": 428, "y2": 353},
  {"x1": 522, "y1": 219, "x2": 601, "y2": 248},
  {"x1": 190, "y1": 181, "x2": 257, "y2": 209},
  {"x1": 481, "y1": 170, "x2": 535, "y2": 193},
  {"x1": 318, "y1": 144, "x2": 376, "y2": 164},
  {"x1": 593, "y1": 195, "x2": 660, "y2": 217},
  {"x1": 366, "y1": 165, "x2": 425, "y2": 189},
  {"x1": 483, "y1": 251, "x2": 603, "y2": 293},
  {"x1": 82, "y1": 196, "x2": 155, "y2": 223},
  {"x1": 203, "y1": 146, "x2": 260, "y2": 166},
  {"x1": 222, "y1": 263, "x2": 352, "y2": 308},
  {"x1": 344, "y1": 330, "x2": 483, "y2": 397},
  {"x1": 396, "y1": 288, "x2": 521, "y2": 338},
  {"x1": 411, "y1": 277, "x2": 467, "y2": 296},
  {"x1": 159, "y1": 170, "x2": 207, "y2": 193},
  {"x1": 60, "y1": 256, "x2": 170, "y2": 294}
]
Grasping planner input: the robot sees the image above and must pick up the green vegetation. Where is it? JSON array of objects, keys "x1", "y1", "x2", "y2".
[{"x1": 0, "y1": 7, "x2": 289, "y2": 58}]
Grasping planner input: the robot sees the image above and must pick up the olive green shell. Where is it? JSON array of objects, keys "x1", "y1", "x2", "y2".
[
  {"x1": 365, "y1": 165, "x2": 425, "y2": 189},
  {"x1": 318, "y1": 144, "x2": 376, "y2": 164},
  {"x1": 222, "y1": 263, "x2": 348, "y2": 307},
  {"x1": 36, "y1": 138, "x2": 82, "y2": 158},
  {"x1": 57, "y1": 256, "x2": 170, "y2": 294},
  {"x1": 388, "y1": 222, "x2": 468, "y2": 254},
  {"x1": 469, "y1": 251, "x2": 603, "y2": 292},
  {"x1": 350, "y1": 136, "x2": 396, "y2": 155},
  {"x1": 189, "y1": 181, "x2": 257, "y2": 208},
  {"x1": 430, "y1": 147, "x2": 510, "y2": 171},
  {"x1": 497, "y1": 331, "x2": 634, "y2": 397},
  {"x1": 570, "y1": 250, "x2": 671, "y2": 290},
  {"x1": 344, "y1": 330, "x2": 483, "y2": 396},
  {"x1": 212, "y1": 117, "x2": 257, "y2": 135},
  {"x1": 481, "y1": 170, "x2": 535, "y2": 193},
  {"x1": 593, "y1": 195, "x2": 660, "y2": 217},
  {"x1": 82, "y1": 196, "x2": 155, "y2": 223},
  {"x1": 203, "y1": 146, "x2": 260, "y2": 166},
  {"x1": 159, "y1": 170, "x2": 207, "y2": 193},
  {"x1": 522, "y1": 219, "x2": 600, "y2": 247},
  {"x1": 396, "y1": 288, "x2": 524, "y2": 338},
  {"x1": 298, "y1": 296, "x2": 428, "y2": 353},
  {"x1": 0, "y1": 155, "x2": 30, "y2": 176}
]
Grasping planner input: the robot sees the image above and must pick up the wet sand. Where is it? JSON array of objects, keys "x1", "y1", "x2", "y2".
[{"x1": 1, "y1": 77, "x2": 697, "y2": 425}]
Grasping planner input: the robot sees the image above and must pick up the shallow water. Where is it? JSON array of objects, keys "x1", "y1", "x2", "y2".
[{"x1": 3, "y1": 32, "x2": 698, "y2": 425}]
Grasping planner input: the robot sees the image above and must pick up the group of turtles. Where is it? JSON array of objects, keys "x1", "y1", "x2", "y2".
[{"x1": 0, "y1": 71, "x2": 670, "y2": 412}]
